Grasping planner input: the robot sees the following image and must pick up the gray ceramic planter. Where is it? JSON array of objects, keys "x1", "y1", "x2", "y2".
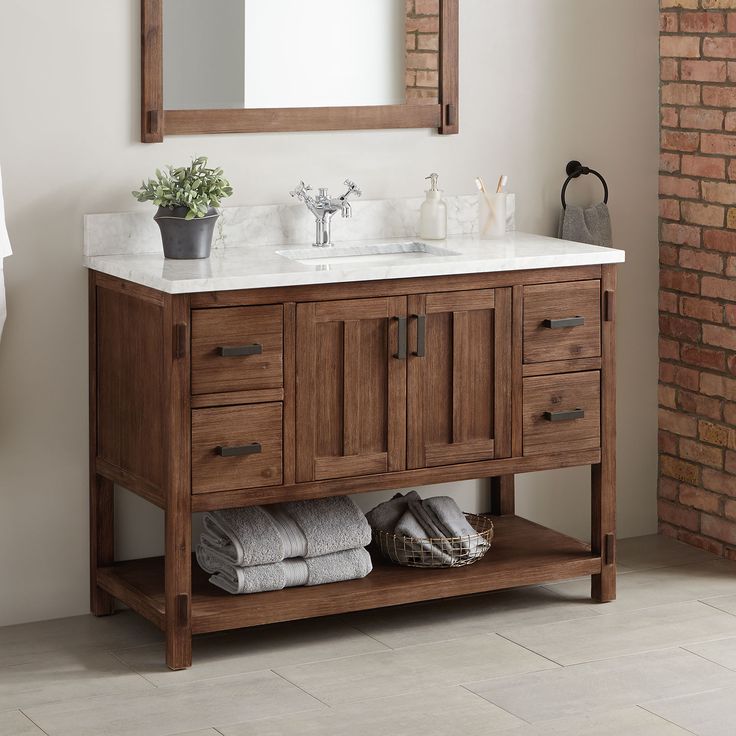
[{"x1": 154, "y1": 206, "x2": 219, "y2": 259}]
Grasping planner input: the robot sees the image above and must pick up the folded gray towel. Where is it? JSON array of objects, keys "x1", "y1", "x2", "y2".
[
  {"x1": 283, "y1": 496, "x2": 371, "y2": 558},
  {"x1": 366, "y1": 490, "x2": 421, "y2": 532},
  {"x1": 421, "y1": 496, "x2": 489, "y2": 556},
  {"x1": 558, "y1": 202, "x2": 613, "y2": 249},
  {"x1": 394, "y1": 508, "x2": 455, "y2": 566},
  {"x1": 201, "y1": 496, "x2": 371, "y2": 566},
  {"x1": 197, "y1": 544, "x2": 373, "y2": 595}
]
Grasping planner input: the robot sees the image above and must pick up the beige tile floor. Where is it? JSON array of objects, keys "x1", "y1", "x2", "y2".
[{"x1": 1, "y1": 534, "x2": 735, "y2": 736}]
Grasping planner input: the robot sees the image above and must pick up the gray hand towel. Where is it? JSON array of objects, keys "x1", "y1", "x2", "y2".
[
  {"x1": 365, "y1": 490, "x2": 421, "y2": 532},
  {"x1": 558, "y1": 202, "x2": 613, "y2": 248},
  {"x1": 197, "y1": 544, "x2": 373, "y2": 595},
  {"x1": 283, "y1": 496, "x2": 372, "y2": 557},
  {"x1": 394, "y1": 508, "x2": 455, "y2": 566},
  {"x1": 421, "y1": 496, "x2": 489, "y2": 556}
]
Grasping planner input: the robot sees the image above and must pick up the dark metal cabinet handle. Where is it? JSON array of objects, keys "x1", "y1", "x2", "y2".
[
  {"x1": 394, "y1": 316, "x2": 408, "y2": 360},
  {"x1": 217, "y1": 442, "x2": 262, "y2": 457},
  {"x1": 413, "y1": 314, "x2": 426, "y2": 357},
  {"x1": 543, "y1": 316, "x2": 585, "y2": 329},
  {"x1": 218, "y1": 344, "x2": 263, "y2": 357},
  {"x1": 544, "y1": 409, "x2": 585, "y2": 422}
]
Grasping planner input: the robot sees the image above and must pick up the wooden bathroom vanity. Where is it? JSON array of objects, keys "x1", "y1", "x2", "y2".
[{"x1": 87, "y1": 236, "x2": 622, "y2": 670}]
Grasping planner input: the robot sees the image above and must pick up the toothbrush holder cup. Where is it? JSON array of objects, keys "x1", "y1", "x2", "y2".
[{"x1": 479, "y1": 193, "x2": 507, "y2": 240}]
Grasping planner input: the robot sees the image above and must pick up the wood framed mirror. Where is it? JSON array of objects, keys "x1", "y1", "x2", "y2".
[{"x1": 141, "y1": 0, "x2": 458, "y2": 142}]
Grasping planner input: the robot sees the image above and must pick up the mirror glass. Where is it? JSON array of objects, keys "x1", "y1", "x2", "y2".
[{"x1": 163, "y1": 0, "x2": 440, "y2": 110}]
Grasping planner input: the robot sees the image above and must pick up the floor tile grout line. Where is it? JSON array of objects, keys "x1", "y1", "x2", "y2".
[
  {"x1": 633, "y1": 704, "x2": 699, "y2": 735},
  {"x1": 493, "y1": 632, "x2": 566, "y2": 668},
  {"x1": 107, "y1": 648, "x2": 163, "y2": 689},
  {"x1": 699, "y1": 598, "x2": 736, "y2": 617},
  {"x1": 17, "y1": 709, "x2": 51, "y2": 736},
  {"x1": 677, "y1": 644, "x2": 736, "y2": 674},
  {"x1": 269, "y1": 668, "x2": 334, "y2": 709},
  {"x1": 457, "y1": 683, "x2": 534, "y2": 726}
]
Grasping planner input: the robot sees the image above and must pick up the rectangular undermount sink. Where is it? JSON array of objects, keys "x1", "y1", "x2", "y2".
[{"x1": 277, "y1": 241, "x2": 462, "y2": 266}]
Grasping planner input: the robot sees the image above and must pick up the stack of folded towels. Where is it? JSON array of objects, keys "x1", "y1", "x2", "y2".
[
  {"x1": 366, "y1": 491, "x2": 489, "y2": 566},
  {"x1": 197, "y1": 496, "x2": 372, "y2": 594}
]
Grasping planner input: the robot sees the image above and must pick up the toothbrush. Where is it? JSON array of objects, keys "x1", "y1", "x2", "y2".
[
  {"x1": 496, "y1": 175, "x2": 508, "y2": 194},
  {"x1": 476, "y1": 177, "x2": 495, "y2": 236}
]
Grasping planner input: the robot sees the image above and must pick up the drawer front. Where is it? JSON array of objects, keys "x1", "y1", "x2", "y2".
[
  {"x1": 523, "y1": 371, "x2": 600, "y2": 456},
  {"x1": 523, "y1": 281, "x2": 601, "y2": 364},
  {"x1": 192, "y1": 403, "x2": 282, "y2": 494},
  {"x1": 191, "y1": 306, "x2": 283, "y2": 395}
]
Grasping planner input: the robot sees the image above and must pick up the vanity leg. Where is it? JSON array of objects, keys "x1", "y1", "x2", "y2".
[
  {"x1": 165, "y1": 505, "x2": 192, "y2": 670},
  {"x1": 90, "y1": 474, "x2": 115, "y2": 616},
  {"x1": 490, "y1": 475, "x2": 515, "y2": 516},
  {"x1": 592, "y1": 264, "x2": 616, "y2": 603}
]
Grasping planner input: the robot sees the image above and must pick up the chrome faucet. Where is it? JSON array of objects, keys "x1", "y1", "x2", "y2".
[{"x1": 290, "y1": 180, "x2": 362, "y2": 247}]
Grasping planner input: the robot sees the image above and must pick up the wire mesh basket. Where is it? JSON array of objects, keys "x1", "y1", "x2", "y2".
[{"x1": 373, "y1": 513, "x2": 494, "y2": 569}]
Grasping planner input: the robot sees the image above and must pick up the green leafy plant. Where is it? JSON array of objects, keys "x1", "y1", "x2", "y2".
[{"x1": 132, "y1": 156, "x2": 233, "y2": 220}]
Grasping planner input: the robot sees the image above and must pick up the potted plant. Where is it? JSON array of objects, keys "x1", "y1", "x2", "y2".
[{"x1": 132, "y1": 156, "x2": 233, "y2": 259}]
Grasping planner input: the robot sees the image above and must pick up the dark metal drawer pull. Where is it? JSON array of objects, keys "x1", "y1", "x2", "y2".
[
  {"x1": 543, "y1": 316, "x2": 585, "y2": 329},
  {"x1": 413, "y1": 314, "x2": 426, "y2": 358},
  {"x1": 394, "y1": 316, "x2": 408, "y2": 360},
  {"x1": 544, "y1": 409, "x2": 585, "y2": 422},
  {"x1": 217, "y1": 442, "x2": 262, "y2": 457},
  {"x1": 218, "y1": 344, "x2": 263, "y2": 357}
]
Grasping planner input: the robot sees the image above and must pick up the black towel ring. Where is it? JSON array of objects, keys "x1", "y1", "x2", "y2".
[{"x1": 561, "y1": 160, "x2": 609, "y2": 210}]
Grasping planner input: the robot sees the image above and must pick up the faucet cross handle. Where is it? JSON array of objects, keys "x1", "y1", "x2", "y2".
[
  {"x1": 289, "y1": 181, "x2": 313, "y2": 202},
  {"x1": 343, "y1": 179, "x2": 362, "y2": 199}
]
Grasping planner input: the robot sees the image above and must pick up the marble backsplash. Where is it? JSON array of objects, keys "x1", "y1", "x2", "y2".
[{"x1": 84, "y1": 194, "x2": 516, "y2": 257}]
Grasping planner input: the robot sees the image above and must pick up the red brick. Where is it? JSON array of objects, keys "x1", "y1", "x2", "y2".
[
  {"x1": 680, "y1": 296, "x2": 723, "y2": 323},
  {"x1": 729, "y1": 354, "x2": 736, "y2": 376},
  {"x1": 662, "y1": 36, "x2": 701, "y2": 58},
  {"x1": 727, "y1": 256, "x2": 736, "y2": 276},
  {"x1": 660, "y1": 176, "x2": 699, "y2": 198},
  {"x1": 658, "y1": 498, "x2": 700, "y2": 531},
  {"x1": 681, "y1": 12, "x2": 725, "y2": 33},
  {"x1": 703, "y1": 229, "x2": 736, "y2": 252},
  {"x1": 679, "y1": 484, "x2": 722, "y2": 513},
  {"x1": 703, "y1": 181, "x2": 736, "y2": 205},
  {"x1": 680, "y1": 438, "x2": 724, "y2": 468},
  {"x1": 660, "y1": 336, "x2": 680, "y2": 360},
  {"x1": 662, "y1": 58, "x2": 679, "y2": 81},
  {"x1": 682, "y1": 201, "x2": 725, "y2": 227},
  {"x1": 702, "y1": 467, "x2": 736, "y2": 495},
  {"x1": 704, "y1": 36, "x2": 736, "y2": 58},
  {"x1": 660, "y1": 314, "x2": 701, "y2": 342},
  {"x1": 727, "y1": 450, "x2": 736, "y2": 474},
  {"x1": 683, "y1": 107, "x2": 725, "y2": 131},
  {"x1": 703, "y1": 85, "x2": 736, "y2": 107},
  {"x1": 681, "y1": 344, "x2": 726, "y2": 371},
  {"x1": 678, "y1": 389, "x2": 723, "y2": 420},
  {"x1": 682, "y1": 60, "x2": 727, "y2": 82},
  {"x1": 702, "y1": 515, "x2": 736, "y2": 545},
  {"x1": 662, "y1": 130, "x2": 700, "y2": 152},
  {"x1": 661, "y1": 244, "x2": 679, "y2": 266},
  {"x1": 660, "y1": 429, "x2": 680, "y2": 455},
  {"x1": 678, "y1": 248, "x2": 724, "y2": 273},
  {"x1": 702, "y1": 275, "x2": 736, "y2": 300},
  {"x1": 662, "y1": 222, "x2": 702, "y2": 247},
  {"x1": 682, "y1": 155, "x2": 725, "y2": 179},
  {"x1": 725, "y1": 499, "x2": 736, "y2": 521},
  {"x1": 701, "y1": 372, "x2": 736, "y2": 401},
  {"x1": 726, "y1": 305, "x2": 736, "y2": 326},
  {"x1": 660, "y1": 384, "x2": 678, "y2": 408},
  {"x1": 699, "y1": 420, "x2": 732, "y2": 447},
  {"x1": 661, "y1": 153, "x2": 681, "y2": 173},
  {"x1": 726, "y1": 402, "x2": 736, "y2": 425},
  {"x1": 703, "y1": 323, "x2": 736, "y2": 350},
  {"x1": 726, "y1": 112, "x2": 736, "y2": 132},
  {"x1": 663, "y1": 83, "x2": 702, "y2": 106},
  {"x1": 660, "y1": 199, "x2": 681, "y2": 220},
  {"x1": 676, "y1": 529, "x2": 725, "y2": 556},
  {"x1": 660, "y1": 290, "x2": 679, "y2": 313},
  {"x1": 660, "y1": 268, "x2": 700, "y2": 294},
  {"x1": 702, "y1": 133, "x2": 736, "y2": 155},
  {"x1": 662, "y1": 107, "x2": 679, "y2": 128},
  {"x1": 662, "y1": 363, "x2": 701, "y2": 391},
  {"x1": 660, "y1": 408, "x2": 698, "y2": 437}
]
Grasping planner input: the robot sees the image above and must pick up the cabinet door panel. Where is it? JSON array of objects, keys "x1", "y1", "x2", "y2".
[
  {"x1": 408, "y1": 288, "x2": 512, "y2": 469},
  {"x1": 296, "y1": 297, "x2": 407, "y2": 482}
]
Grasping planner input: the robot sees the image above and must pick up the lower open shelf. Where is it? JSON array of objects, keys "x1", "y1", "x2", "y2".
[{"x1": 97, "y1": 515, "x2": 602, "y2": 635}]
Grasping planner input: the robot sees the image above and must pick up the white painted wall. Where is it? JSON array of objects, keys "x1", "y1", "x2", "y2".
[{"x1": 0, "y1": 0, "x2": 659, "y2": 627}]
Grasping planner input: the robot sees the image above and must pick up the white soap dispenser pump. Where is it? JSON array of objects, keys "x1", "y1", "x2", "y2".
[{"x1": 419, "y1": 173, "x2": 447, "y2": 240}]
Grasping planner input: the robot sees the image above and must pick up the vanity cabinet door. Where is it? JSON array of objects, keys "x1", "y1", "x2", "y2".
[
  {"x1": 407, "y1": 289, "x2": 512, "y2": 468},
  {"x1": 295, "y1": 297, "x2": 407, "y2": 482}
]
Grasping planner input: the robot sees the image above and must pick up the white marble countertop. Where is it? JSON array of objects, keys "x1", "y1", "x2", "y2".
[{"x1": 83, "y1": 233, "x2": 625, "y2": 294}]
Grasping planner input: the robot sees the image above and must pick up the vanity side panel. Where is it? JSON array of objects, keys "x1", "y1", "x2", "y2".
[{"x1": 95, "y1": 277, "x2": 166, "y2": 502}]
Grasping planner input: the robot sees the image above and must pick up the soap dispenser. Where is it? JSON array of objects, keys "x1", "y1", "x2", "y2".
[{"x1": 419, "y1": 173, "x2": 447, "y2": 240}]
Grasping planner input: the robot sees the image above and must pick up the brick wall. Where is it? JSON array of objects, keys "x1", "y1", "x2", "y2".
[
  {"x1": 660, "y1": 0, "x2": 736, "y2": 559},
  {"x1": 405, "y1": 0, "x2": 440, "y2": 104}
]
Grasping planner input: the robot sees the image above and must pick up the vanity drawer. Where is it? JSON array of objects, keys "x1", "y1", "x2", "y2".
[
  {"x1": 192, "y1": 403, "x2": 283, "y2": 494},
  {"x1": 191, "y1": 306, "x2": 283, "y2": 395},
  {"x1": 523, "y1": 281, "x2": 601, "y2": 364},
  {"x1": 523, "y1": 371, "x2": 600, "y2": 456}
]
